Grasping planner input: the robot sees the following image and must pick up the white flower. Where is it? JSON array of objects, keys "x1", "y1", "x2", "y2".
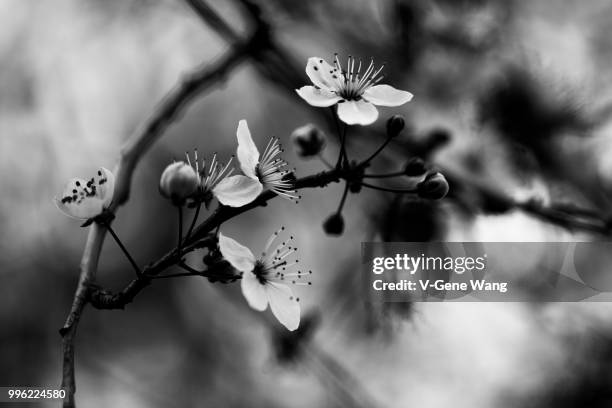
[
  {"x1": 218, "y1": 228, "x2": 311, "y2": 331},
  {"x1": 55, "y1": 167, "x2": 115, "y2": 220},
  {"x1": 214, "y1": 120, "x2": 299, "y2": 206},
  {"x1": 296, "y1": 55, "x2": 414, "y2": 126}
]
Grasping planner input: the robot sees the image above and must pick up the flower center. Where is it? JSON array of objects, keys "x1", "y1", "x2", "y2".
[
  {"x1": 255, "y1": 138, "x2": 299, "y2": 202},
  {"x1": 333, "y1": 54, "x2": 385, "y2": 101},
  {"x1": 253, "y1": 260, "x2": 270, "y2": 285},
  {"x1": 186, "y1": 150, "x2": 234, "y2": 193}
]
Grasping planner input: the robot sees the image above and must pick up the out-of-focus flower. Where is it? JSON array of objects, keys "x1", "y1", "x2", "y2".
[
  {"x1": 55, "y1": 167, "x2": 115, "y2": 220},
  {"x1": 218, "y1": 228, "x2": 311, "y2": 331},
  {"x1": 159, "y1": 161, "x2": 199, "y2": 203},
  {"x1": 417, "y1": 172, "x2": 449, "y2": 200},
  {"x1": 290, "y1": 124, "x2": 327, "y2": 158},
  {"x1": 296, "y1": 55, "x2": 413, "y2": 125},
  {"x1": 215, "y1": 120, "x2": 299, "y2": 204}
]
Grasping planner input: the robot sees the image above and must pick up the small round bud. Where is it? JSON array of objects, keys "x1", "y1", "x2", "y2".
[
  {"x1": 417, "y1": 172, "x2": 449, "y2": 200},
  {"x1": 159, "y1": 162, "x2": 199, "y2": 203},
  {"x1": 386, "y1": 115, "x2": 406, "y2": 138},
  {"x1": 291, "y1": 124, "x2": 327, "y2": 158},
  {"x1": 404, "y1": 157, "x2": 427, "y2": 177},
  {"x1": 323, "y1": 212, "x2": 344, "y2": 236}
]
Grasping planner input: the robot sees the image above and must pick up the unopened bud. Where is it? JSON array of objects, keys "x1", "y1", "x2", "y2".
[
  {"x1": 386, "y1": 115, "x2": 406, "y2": 138},
  {"x1": 323, "y1": 212, "x2": 344, "y2": 236},
  {"x1": 417, "y1": 172, "x2": 449, "y2": 200},
  {"x1": 291, "y1": 124, "x2": 327, "y2": 158},
  {"x1": 159, "y1": 162, "x2": 199, "y2": 203},
  {"x1": 404, "y1": 157, "x2": 427, "y2": 177}
]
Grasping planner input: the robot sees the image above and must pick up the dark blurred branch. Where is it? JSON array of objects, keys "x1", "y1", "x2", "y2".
[
  {"x1": 441, "y1": 167, "x2": 611, "y2": 235},
  {"x1": 182, "y1": 0, "x2": 241, "y2": 43}
]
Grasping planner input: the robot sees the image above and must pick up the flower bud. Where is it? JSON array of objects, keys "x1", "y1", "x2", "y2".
[
  {"x1": 386, "y1": 115, "x2": 406, "y2": 138},
  {"x1": 159, "y1": 162, "x2": 199, "y2": 202},
  {"x1": 417, "y1": 172, "x2": 449, "y2": 200},
  {"x1": 404, "y1": 157, "x2": 427, "y2": 177},
  {"x1": 323, "y1": 212, "x2": 344, "y2": 236},
  {"x1": 291, "y1": 124, "x2": 327, "y2": 158}
]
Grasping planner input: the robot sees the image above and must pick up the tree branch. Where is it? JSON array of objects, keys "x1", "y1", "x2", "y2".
[
  {"x1": 89, "y1": 169, "x2": 341, "y2": 309},
  {"x1": 89, "y1": 236, "x2": 216, "y2": 310},
  {"x1": 59, "y1": 45, "x2": 251, "y2": 408}
]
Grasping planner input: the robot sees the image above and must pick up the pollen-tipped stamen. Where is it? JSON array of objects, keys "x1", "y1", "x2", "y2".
[
  {"x1": 257, "y1": 138, "x2": 299, "y2": 202},
  {"x1": 198, "y1": 152, "x2": 235, "y2": 193}
]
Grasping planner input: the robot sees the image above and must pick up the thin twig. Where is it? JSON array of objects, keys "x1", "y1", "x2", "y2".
[
  {"x1": 317, "y1": 153, "x2": 334, "y2": 170},
  {"x1": 360, "y1": 181, "x2": 418, "y2": 194},
  {"x1": 362, "y1": 135, "x2": 392, "y2": 165},
  {"x1": 337, "y1": 181, "x2": 350, "y2": 213},
  {"x1": 104, "y1": 223, "x2": 142, "y2": 277},
  {"x1": 88, "y1": 236, "x2": 216, "y2": 310},
  {"x1": 185, "y1": 202, "x2": 202, "y2": 240},
  {"x1": 363, "y1": 171, "x2": 405, "y2": 179},
  {"x1": 177, "y1": 206, "x2": 183, "y2": 257}
]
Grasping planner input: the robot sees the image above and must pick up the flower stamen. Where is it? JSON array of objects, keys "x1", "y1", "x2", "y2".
[{"x1": 256, "y1": 138, "x2": 299, "y2": 202}]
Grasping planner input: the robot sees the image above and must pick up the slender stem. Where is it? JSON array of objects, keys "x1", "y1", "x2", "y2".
[
  {"x1": 178, "y1": 261, "x2": 201, "y2": 275},
  {"x1": 177, "y1": 205, "x2": 183, "y2": 257},
  {"x1": 318, "y1": 153, "x2": 334, "y2": 169},
  {"x1": 360, "y1": 182, "x2": 418, "y2": 194},
  {"x1": 331, "y1": 107, "x2": 347, "y2": 169},
  {"x1": 337, "y1": 181, "x2": 350, "y2": 213},
  {"x1": 362, "y1": 135, "x2": 392, "y2": 165},
  {"x1": 185, "y1": 202, "x2": 202, "y2": 241},
  {"x1": 178, "y1": 261, "x2": 241, "y2": 281},
  {"x1": 104, "y1": 223, "x2": 142, "y2": 277},
  {"x1": 363, "y1": 171, "x2": 405, "y2": 179},
  {"x1": 150, "y1": 271, "x2": 203, "y2": 280},
  {"x1": 341, "y1": 125, "x2": 349, "y2": 167}
]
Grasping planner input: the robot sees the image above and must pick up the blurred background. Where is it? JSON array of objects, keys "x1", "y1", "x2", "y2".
[{"x1": 2, "y1": 0, "x2": 612, "y2": 406}]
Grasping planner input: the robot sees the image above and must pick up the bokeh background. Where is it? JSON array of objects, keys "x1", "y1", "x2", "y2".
[{"x1": 2, "y1": 0, "x2": 612, "y2": 406}]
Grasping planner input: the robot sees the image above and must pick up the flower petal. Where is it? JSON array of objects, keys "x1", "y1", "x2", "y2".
[
  {"x1": 236, "y1": 120, "x2": 259, "y2": 179},
  {"x1": 337, "y1": 100, "x2": 379, "y2": 125},
  {"x1": 266, "y1": 282, "x2": 300, "y2": 331},
  {"x1": 241, "y1": 270, "x2": 269, "y2": 311},
  {"x1": 305, "y1": 57, "x2": 340, "y2": 91},
  {"x1": 96, "y1": 167, "x2": 115, "y2": 208},
  {"x1": 212, "y1": 175, "x2": 263, "y2": 207},
  {"x1": 296, "y1": 86, "x2": 341, "y2": 107},
  {"x1": 362, "y1": 84, "x2": 413, "y2": 107},
  {"x1": 55, "y1": 178, "x2": 105, "y2": 220},
  {"x1": 218, "y1": 232, "x2": 256, "y2": 273}
]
